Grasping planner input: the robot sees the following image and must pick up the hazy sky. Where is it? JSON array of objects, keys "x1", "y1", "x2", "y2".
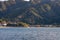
[
  {"x1": 24, "y1": 0, "x2": 30, "y2": 1},
  {"x1": 0, "y1": 0, "x2": 8, "y2": 1}
]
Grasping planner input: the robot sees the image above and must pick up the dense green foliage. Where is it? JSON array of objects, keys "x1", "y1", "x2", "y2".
[{"x1": 0, "y1": 0, "x2": 60, "y2": 25}]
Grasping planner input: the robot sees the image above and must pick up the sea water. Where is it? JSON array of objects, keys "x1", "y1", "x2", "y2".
[{"x1": 0, "y1": 27, "x2": 60, "y2": 40}]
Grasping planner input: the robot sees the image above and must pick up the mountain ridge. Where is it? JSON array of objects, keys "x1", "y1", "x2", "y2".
[{"x1": 0, "y1": 0, "x2": 60, "y2": 25}]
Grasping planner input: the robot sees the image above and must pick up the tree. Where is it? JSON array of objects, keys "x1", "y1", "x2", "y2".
[{"x1": 17, "y1": 22, "x2": 30, "y2": 27}]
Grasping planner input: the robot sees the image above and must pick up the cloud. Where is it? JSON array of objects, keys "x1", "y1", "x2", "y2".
[
  {"x1": 24, "y1": 0, "x2": 30, "y2": 2},
  {"x1": 0, "y1": 0, "x2": 8, "y2": 1}
]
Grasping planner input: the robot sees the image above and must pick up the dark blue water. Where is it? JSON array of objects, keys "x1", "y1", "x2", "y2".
[{"x1": 0, "y1": 27, "x2": 60, "y2": 40}]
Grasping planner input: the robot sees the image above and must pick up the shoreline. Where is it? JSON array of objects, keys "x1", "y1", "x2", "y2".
[{"x1": 0, "y1": 26, "x2": 60, "y2": 28}]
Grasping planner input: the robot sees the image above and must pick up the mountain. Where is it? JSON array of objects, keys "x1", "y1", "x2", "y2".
[{"x1": 0, "y1": 0, "x2": 60, "y2": 25}]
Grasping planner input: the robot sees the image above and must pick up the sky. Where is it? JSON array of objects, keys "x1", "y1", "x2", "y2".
[
  {"x1": 24, "y1": 0, "x2": 30, "y2": 2},
  {"x1": 0, "y1": 0, "x2": 8, "y2": 1}
]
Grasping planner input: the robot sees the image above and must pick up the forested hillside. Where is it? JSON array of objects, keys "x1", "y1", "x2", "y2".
[{"x1": 0, "y1": 0, "x2": 60, "y2": 25}]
